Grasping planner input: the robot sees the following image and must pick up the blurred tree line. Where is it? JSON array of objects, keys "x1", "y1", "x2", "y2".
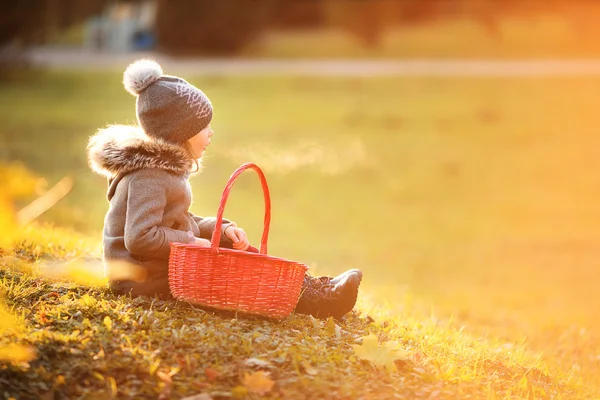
[
  {"x1": 1, "y1": 0, "x2": 594, "y2": 55},
  {"x1": 1, "y1": 0, "x2": 108, "y2": 47}
]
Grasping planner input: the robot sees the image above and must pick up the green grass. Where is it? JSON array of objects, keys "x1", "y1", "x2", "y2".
[
  {"x1": 0, "y1": 228, "x2": 583, "y2": 399},
  {"x1": 2, "y1": 70, "x2": 600, "y2": 398}
]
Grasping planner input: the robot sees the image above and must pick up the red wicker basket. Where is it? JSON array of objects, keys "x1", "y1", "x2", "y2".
[{"x1": 168, "y1": 162, "x2": 309, "y2": 319}]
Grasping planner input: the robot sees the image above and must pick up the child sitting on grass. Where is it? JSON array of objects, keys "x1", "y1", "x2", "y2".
[{"x1": 87, "y1": 59, "x2": 362, "y2": 319}]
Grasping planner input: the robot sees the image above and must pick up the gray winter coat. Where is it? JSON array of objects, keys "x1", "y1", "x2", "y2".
[{"x1": 88, "y1": 125, "x2": 234, "y2": 291}]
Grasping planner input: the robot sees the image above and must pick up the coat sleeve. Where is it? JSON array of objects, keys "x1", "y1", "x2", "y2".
[
  {"x1": 124, "y1": 171, "x2": 193, "y2": 260},
  {"x1": 188, "y1": 212, "x2": 235, "y2": 247}
]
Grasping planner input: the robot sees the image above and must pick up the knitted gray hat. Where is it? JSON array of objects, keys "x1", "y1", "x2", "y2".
[{"x1": 123, "y1": 59, "x2": 212, "y2": 144}]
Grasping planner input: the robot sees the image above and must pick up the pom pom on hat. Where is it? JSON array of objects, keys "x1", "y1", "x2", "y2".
[
  {"x1": 123, "y1": 59, "x2": 163, "y2": 96},
  {"x1": 125, "y1": 59, "x2": 213, "y2": 144}
]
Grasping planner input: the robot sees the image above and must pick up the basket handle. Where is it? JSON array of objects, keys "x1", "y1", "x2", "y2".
[{"x1": 211, "y1": 163, "x2": 271, "y2": 254}]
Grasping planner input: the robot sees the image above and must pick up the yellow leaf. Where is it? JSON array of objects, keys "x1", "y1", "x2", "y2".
[
  {"x1": 0, "y1": 303, "x2": 20, "y2": 334},
  {"x1": 231, "y1": 386, "x2": 248, "y2": 398},
  {"x1": 325, "y1": 317, "x2": 342, "y2": 338},
  {"x1": 352, "y1": 334, "x2": 409, "y2": 372},
  {"x1": 243, "y1": 371, "x2": 274, "y2": 395},
  {"x1": 93, "y1": 348, "x2": 105, "y2": 360},
  {"x1": 0, "y1": 344, "x2": 37, "y2": 362},
  {"x1": 80, "y1": 294, "x2": 97, "y2": 308},
  {"x1": 308, "y1": 315, "x2": 321, "y2": 329},
  {"x1": 157, "y1": 371, "x2": 173, "y2": 384},
  {"x1": 149, "y1": 360, "x2": 160, "y2": 376},
  {"x1": 326, "y1": 317, "x2": 336, "y2": 335},
  {"x1": 301, "y1": 361, "x2": 318, "y2": 376},
  {"x1": 107, "y1": 376, "x2": 117, "y2": 398},
  {"x1": 55, "y1": 375, "x2": 66, "y2": 386},
  {"x1": 92, "y1": 372, "x2": 105, "y2": 382},
  {"x1": 103, "y1": 316, "x2": 112, "y2": 332}
]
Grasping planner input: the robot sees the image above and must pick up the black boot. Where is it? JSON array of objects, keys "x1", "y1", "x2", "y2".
[{"x1": 294, "y1": 269, "x2": 362, "y2": 320}]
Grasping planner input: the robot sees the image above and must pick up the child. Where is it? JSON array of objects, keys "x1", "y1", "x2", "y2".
[{"x1": 88, "y1": 59, "x2": 362, "y2": 319}]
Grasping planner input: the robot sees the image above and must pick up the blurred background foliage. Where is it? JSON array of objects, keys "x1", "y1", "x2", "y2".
[
  {"x1": 0, "y1": 162, "x2": 43, "y2": 247},
  {"x1": 3, "y1": 0, "x2": 600, "y2": 57}
]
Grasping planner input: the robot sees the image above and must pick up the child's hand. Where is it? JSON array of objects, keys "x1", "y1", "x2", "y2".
[
  {"x1": 224, "y1": 226, "x2": 250, "y2": 251},
  {"x1": 193, "y1": 237, "x2": 211, "y2": 247}
]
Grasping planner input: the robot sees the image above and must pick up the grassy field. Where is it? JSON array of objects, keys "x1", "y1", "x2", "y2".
[
  {"x1": 2, "y1": 70, "x2": 600, "y2": 398},
  {"x1": 245, "y1": 20, "x2": 600, "y2": 60}
]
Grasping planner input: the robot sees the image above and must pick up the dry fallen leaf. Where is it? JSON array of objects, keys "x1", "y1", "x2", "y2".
[
  {"x1": 243, "y1": 370, "x2": 275, "y2": 395},
  {"x1": 191, "y1": 381, "x2": 210, "y2": 391},
  {"x1": 157, "y1": 371, "x2": 173, "y2": 384},
  {"x1": 352, "y1": 333, "x2": 409, "y2": 372},
  {"x1": 181, "y1": 394, "x2": 213, "y2": 400},
  {"x1": 326, "y1": 317, "x2": 339, "y2": 337},
  {"x1": 157, "y1": 371, "x2": 173, "y2": 400},
  {"x1": 244, "y1": 357, "x2": 271, "y2": 368},
  {"x1": 204, "y1": 367, "x2": 220, "y2": 381},
  {"x1": 93, "y1": 348, "x2": 105, "y2": 360},
  {"x1": 231, "y1": 386, "x2": 248, "y2": 398},
  {"x1": 309, "y1": 315, "x2": 322, "y2": 329},
  {"x1": 54, "y1": 375, "x2": 66, "y2": 387},
  {"x1": 301, "y1": 361, "x2": 318, "y2": 376},
  {"x1": 107, "y1": 376, "x2": 117, "y2": 398}
]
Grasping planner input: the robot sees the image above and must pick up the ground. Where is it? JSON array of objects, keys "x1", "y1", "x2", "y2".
[{"x1": 1, "y1": 70, "x2": 600, "y2": 399}]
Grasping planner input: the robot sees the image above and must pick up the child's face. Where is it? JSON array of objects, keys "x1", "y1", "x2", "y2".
[{"x1": 187, "y1": 125, "x2": 213, "y2": 159}]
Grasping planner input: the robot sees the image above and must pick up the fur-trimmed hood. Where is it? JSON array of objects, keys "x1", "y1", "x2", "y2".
[{"x1": 87, "y1": 125, "x2": 194, "y2": 179}]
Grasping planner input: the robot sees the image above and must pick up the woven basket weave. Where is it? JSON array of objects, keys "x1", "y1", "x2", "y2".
[{"x1": 168, "y1": 163, "x2": 309, "y2": 319}]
